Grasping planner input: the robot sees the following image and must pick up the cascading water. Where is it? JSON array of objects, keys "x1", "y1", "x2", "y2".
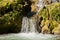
[
  {"x1": 0, "y1": 0, "x2": 59, "y2": 40},
  {"x1": 21, "y1": 17, "x2": 37, "y2": 33},
  {"x1": 21, "y1": 0, "x2": 57, "y2": 33},
  {"x1": 21, "y1": 17, "x2": 29, "y2": 33},
  {"x1": 19, "y1": 0, "x2": 59, "y2": 39},
  {"x1": 21, "y1": 0, "x2": 44, "y2": 33}
]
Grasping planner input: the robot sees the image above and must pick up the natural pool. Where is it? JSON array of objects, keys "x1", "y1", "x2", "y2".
[{"x1": 0, "y1": 33, "x2": 60, "y2": 40}]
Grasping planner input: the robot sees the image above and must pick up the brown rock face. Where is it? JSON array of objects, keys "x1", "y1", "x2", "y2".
[
  {"x1": 41, "y1": 20, "x2": 50, "y2": 34},
  {"x1": 36, "y1": 2, "x2": 60, "y2": 35},
  {"x1": 31, "y1": 0, "x2": 38, "y2": 12},
  {"x1": 52, "y1": 24, "x2": 60, "y2": 35},
  {"x1": 43, "y1": 0, "x2": 52, "y2": 4}
]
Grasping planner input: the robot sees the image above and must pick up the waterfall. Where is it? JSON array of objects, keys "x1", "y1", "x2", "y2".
[
  {"x1": 21, "y1": 0, "x2": 59, "y2": 33},
  {"x1": 21, "y1": 17, "x2": 37, "y2": 33},
  {"x1": 21, "y1": 17, "x2": 29, "y2": 33},
  {"x1": 21, "y1": 0, "x2": 44, "y2": 33},
  {"x1": 0, "y1": 0, "x2": 59, "y2": 40}
]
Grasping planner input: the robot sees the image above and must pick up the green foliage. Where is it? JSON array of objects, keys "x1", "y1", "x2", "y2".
[
  {"x1": 39, "y1": 8, "x2": 48, "y2": 20},
  {"x1": 46, "y1": 2, "x2": 60, "y2": 21},
  {"x1": 0, "y1": 0, "x2": 32, "y2": 33}
]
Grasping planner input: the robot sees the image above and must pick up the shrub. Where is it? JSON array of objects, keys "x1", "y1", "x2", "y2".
[{"x1": 0, "y1": 0, "x2": 32, "y2": 33}]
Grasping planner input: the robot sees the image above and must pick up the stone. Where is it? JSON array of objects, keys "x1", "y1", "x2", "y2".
[
  {"x1": 41, "y1": 25, "x2": 50, "y2": 34},
  {"x1": 52, "y1": 24, "x2": 60, "y2": 35},
  {"x1": 41, "y1": 20, "x2": 50, "y2": 34}
]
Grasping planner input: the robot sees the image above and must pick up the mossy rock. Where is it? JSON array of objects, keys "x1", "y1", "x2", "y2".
[{"x1": 38, "y1": 2, "x2": 60, "y2": 34}]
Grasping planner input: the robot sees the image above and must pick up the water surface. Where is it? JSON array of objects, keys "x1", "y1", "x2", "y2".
[{"x1": 0, "y1": 33, "x2": 60, "y2": 40}]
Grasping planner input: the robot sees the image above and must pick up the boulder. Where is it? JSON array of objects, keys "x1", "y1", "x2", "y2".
[
  {"x1": 52, "y1": 24, "x2": 60, "y2": 35},
  {"x1": 41, "y1": 20, "x2": 50, "y2": 34}
]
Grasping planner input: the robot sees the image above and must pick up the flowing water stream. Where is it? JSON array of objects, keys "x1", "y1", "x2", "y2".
[
  {"x1": 0, "y1": 0, "x2": 60, "y2": 40},
  {"x1": 21, "y1": 17, "x2": 37, "y2": 33},
  {"x1": 0, "y1": 16, "x2": 59, "y2": 40}
]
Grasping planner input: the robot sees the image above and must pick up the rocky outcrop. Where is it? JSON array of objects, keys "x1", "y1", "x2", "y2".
[
  {"x1": 41, "y1": 20, "x2": 50, "y2": 34},
  {"x1": 37, "y1": 2, "x2": 60, "y2": 35},
  {"x1": 52, "y1": 24, "x2": 60, "y2": 35},
  {"x1": 31, "y1": 0, "x2": 38, "y2": 12}
]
